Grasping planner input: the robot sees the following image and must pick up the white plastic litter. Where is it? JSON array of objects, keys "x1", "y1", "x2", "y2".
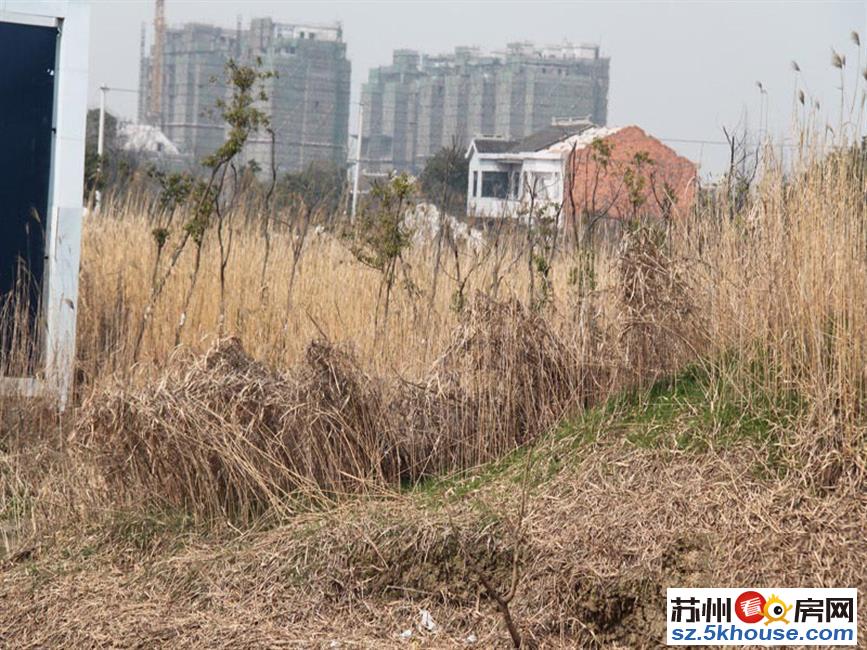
[
  {"x1": 118, "y1": 122, "x2": 181, "y2": 155},
  {"x1": 419, "y1": 608, "x2": 438, "y2": 633},
  {"x1": 404, "y1": 203, "x2": 486, "y2": 251}
]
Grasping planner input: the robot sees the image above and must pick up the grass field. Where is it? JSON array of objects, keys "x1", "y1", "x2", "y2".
[{"x1": 1, "y1": 131, "x2": 866, "y2": 647}]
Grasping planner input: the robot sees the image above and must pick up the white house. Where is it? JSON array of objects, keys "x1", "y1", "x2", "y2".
[{"x1": 466, "y1": 120, "x2": 616, "y2": 219}]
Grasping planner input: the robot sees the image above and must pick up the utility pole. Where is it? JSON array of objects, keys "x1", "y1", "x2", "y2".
[
  {"x1": 96, "y1": 83, "x2": 107, "y2": 211},
  {"x1": 351, "y1": 102, "x2": 364, "y2": 221},
  {"x1": 93, "y1": 85, "x2": 139, "y2": 212}
]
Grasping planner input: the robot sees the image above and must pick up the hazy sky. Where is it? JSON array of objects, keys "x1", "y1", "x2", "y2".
[{"x1": 85, "y1": 0, "x2": 866, "y2": 176}]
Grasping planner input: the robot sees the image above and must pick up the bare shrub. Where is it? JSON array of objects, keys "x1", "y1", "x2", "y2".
[
  {"x1": 73, "y1": 337, "x2": 391, "y2": 520},
  {"x1": 385, "y1": 377, "x2": 475, "y2": 482},
  {"x1": 441, "y1": 296, "x2": 583, "y2": 440},
  {"x1": 390, "y1": 296, "x2": 587, "y2": 479},
  {"x1": 616, "y1": 223, "x2": 702, "y2": 387}
]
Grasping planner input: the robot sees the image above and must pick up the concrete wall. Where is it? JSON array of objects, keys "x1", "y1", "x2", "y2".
[{"x1": 0, "y1": 0, "x2": 90, "y2": 407}]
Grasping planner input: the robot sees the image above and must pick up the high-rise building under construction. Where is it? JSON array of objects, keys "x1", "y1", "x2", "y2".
[
  {"x1": 361, "y1": 42, "x2": 610, "y2": 172},
  {"x1": 139, "y1": 17, "x2": 351, "y2": 173}
]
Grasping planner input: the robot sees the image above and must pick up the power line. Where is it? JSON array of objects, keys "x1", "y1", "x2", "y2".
[{"x1": 656, "y1": 136, "x2": 800, "y2": 149}]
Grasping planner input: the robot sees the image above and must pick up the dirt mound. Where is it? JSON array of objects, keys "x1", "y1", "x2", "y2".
[
  {"x1": 1, "y1": 442, "x2": 864, "y2": 648},
  {"x1": 73, "y1": 337, "x2": 391, "y2": 519}
]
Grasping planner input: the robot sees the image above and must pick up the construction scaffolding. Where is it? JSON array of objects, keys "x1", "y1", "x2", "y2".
[
  {"x1": 361, "y1": 42, "x2": 610, "y2": 173},
  {"x1": 139, "y1": 16, "x2": 351, "y2": 174}
]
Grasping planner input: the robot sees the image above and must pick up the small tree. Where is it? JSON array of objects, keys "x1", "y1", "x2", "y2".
[
  {"x1": 84, "y1": 108, "x2": 147, "y2": 201},
  {"x1": 622, "y1": 151, "x2": 653, "y2": 223},
  {"x1": 566, "y1": 137, "x2": 621, "y2": 300},
  {"x1": 83, "y1": 108, "x2": 118, "y2": 198},
  {"x1": 420, "y1": 143, "x2": 469, "y2": 319},
  {"x1": 201, "y1": 59, "x2": 274, "y2": 337},
  {"x1": 344, "y1": 173, "x2": 416, "y2": 332},
  {"x1": 132, "y1": 58, "x2": 273, "y2": 359},
  {"x1": 419, "y1": 143, "x2": 469, "y2": 215},
  {"x1": 278, "y1": 160, "x2": 347, "y2": 215},
  {"x1": 722, "y1": 120, "x2": 759, "y2": 222},
  {"x1": 518, "y1": 174, "x2": 561, "y2": 312}
]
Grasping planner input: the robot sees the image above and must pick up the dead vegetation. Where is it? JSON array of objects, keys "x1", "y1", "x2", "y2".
[
  {"x1": 392, "y1": 296, "x2": 587, "y2": 480},
  {"x1": 73, "y1": 337, "x2": 388, "y2": 519},
  {"x1": 1, "y1": 120, "x2": 867, "y2": 646},
  {"x1": 0, "y1": 441, "x2": 864, "y2": 648},
  {"x1": 73, "y1": 296, "x2": 590, "y2": 518},
  {"x1": 616, "y1": 223, "x2": 702, "y2": 386}
]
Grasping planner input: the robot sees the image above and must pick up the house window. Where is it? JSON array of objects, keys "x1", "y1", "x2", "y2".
[
  {"x1": 510, "y1": 170, "x2": 520, "y2": 199},
  {"x1": 537, "y1": 173, "x2": 553, "y2": 200},
  {"x1": 472, "y1": 171, "x2": 478, "y2": 197},
  {"x1": 481, "y1": 171, "x2": 509, "y2": 199}
]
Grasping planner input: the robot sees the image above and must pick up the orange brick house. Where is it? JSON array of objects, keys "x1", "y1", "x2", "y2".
[{"x1": 564, "y1": 125, "x2": 697, "y2": 227}]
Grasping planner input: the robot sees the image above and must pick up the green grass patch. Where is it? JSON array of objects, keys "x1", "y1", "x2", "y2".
[
  {"x1": 91, "y1": 508, "x2": 197, "y2": 555},
  {"x1": 409, "y1": 358, "x2": 801, "y2": 502},
  {"x1": 607, "y1": 362, "x2": 792, "y2": 455}
]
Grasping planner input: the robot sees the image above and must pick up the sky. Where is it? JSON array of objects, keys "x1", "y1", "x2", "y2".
[{"x1": 84, "y1": 0, "x2": 866, "y2": 177}]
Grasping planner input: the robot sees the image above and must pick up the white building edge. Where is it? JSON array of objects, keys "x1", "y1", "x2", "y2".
[
  {"x1": 466, "y1": 120, "x2": 622, "y2": 220},
  {"x1": 0, "y1": 1, "x2": 90, "y2": 409}
]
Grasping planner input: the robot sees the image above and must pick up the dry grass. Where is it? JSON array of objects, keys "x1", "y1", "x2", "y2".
[
  {"x1": 67, "y1": 183, "x2": 698, "y2": 513},
  {"x1": 0, "y1": 440, "x2": 864, "y2": 648},
  {"x1": 73, "y1": 337, "x2": 388, "y2": 520},
  {"x1": 690, "y1": 147, "x2": 867, "y2": 487},
  {"x1": 72, "y1": 297, "x2": 589, "y2": 519},
  {"x1": 0, "y1": 127, "x2": 866, "y2": 646}
]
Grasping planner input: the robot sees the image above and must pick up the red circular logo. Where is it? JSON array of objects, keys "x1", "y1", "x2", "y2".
[{"x1": 735, "y1": 591, "x2": 767, "y2": 624}]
